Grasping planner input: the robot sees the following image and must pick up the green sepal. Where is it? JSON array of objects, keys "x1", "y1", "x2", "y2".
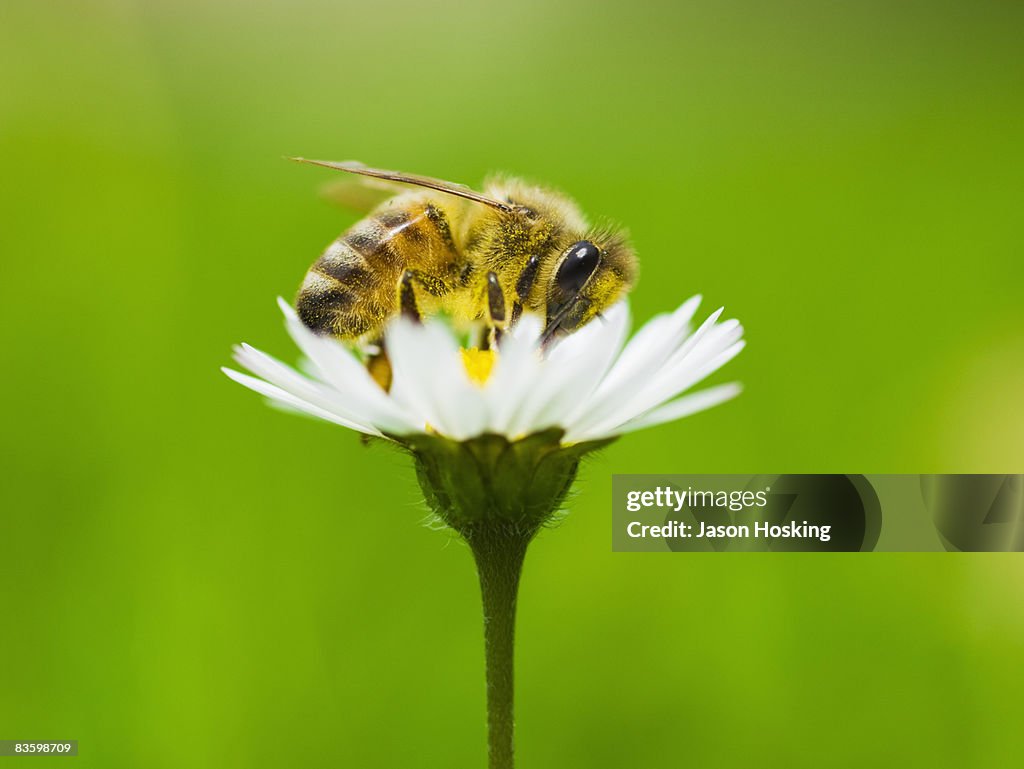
[{"x1": 396, "y1": 429, "x2": 614, "y2": 535}]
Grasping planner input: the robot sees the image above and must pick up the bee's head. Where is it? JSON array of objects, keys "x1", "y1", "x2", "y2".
[
  {"x1": 477, "y1": 176, "x2": 638, "y2": 339},
  {"x1": 542, "y1": 230, "x2": 637, "y2": 342}
]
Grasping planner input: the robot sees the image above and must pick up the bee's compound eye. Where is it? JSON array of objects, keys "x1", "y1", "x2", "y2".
[{"x1": 555, "y1": 241, "x2": 601, "y2": 296}]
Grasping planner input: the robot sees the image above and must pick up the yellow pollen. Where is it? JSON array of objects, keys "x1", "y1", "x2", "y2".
[{"x1": 461, "y1": 347, "x2": 496, "y2": 386}]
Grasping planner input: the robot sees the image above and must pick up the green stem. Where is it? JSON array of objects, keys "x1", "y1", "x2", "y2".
[{"x1": 467, "y1": 523, "x2": 534, "y2": 769}]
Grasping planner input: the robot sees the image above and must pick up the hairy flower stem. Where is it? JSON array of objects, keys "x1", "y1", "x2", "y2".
[{"x1": 465, "y1": 523, "x2": 536, "y2": 769}]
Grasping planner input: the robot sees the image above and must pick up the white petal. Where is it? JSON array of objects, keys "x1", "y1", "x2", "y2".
[
  {"x1": 582, "y1": 382, "x2": 742, "y2": 440},
  {"x1": 564, "y1": 296, "x2": 703, "y2": 434},
  {"x1": 535, "y1": 302, "x2": 632, "y2": 426},
  {"x1": 277, "y1": 300, "x2": 416, "y2": 434},
  {"x1": 227, "y1": 293, "x2": 745, "y2": 445},
  {"x1": 231, "y1": 343, "x2": 381, "y2": 434},
  {"x1": 579, "y1": 317, "x2": 744, "y2": 438},
  {"x1": 484, "y1": 314, "x2": 545, "y2": 434},
  {"x1": 602, "y1": 340, "x2": 744, "y2": 436},
  {"x1": 594, "y1": 295, "x2": 703, "y2": 397},
  {"x1": 387, "y1": 318, "x2": 487, "y2": 440},
  {"x1": 221, "y1": 367, "x2": 379, "y2": 435},
  {"x1": 568, "y1": 303, "x2": 718, "y2": 437},
  {"x1": 663, "y1": 315, "x2": 741, "y2": 372},
  {"x1": 385, "y1": 319, "x2": 452, "y2": 434},
  {"x1": 505, "y1": 303, "x2": 630, "y2": 437}
]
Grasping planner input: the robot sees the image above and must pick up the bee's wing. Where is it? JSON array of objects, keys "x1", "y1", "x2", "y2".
[
  {"x1": 318, "y1": 177, "x2": 406, "y2": 215},
  {"x1": 292, "y1": 158, "x2": 514, "y2": 213}
]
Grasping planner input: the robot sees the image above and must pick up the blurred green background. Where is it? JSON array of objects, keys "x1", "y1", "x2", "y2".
[{"x1": 2, "y1": 0, "x2": 1022, "y2": 766}]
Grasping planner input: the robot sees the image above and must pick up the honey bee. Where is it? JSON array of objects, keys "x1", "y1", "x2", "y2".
[{"x1": 292, "y1": 159, "x2": 638, "y2": 348}]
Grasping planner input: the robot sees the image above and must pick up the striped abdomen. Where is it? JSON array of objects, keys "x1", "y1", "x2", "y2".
[{"x1": 296, "y1": 196, "x2": 464, "y2": 339}]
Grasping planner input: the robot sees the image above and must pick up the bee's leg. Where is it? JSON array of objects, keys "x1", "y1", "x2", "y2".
[
  {"x1": 361, "y1": 337, "x2": 393, "y2": 446},
  {"x1": 510, "y1": 254, "x2": 541, "y2": 327},
  {"x1": 399, "y1": 270, "x2": 421, "y2": 323},
  {"x1": 485, "y1": 271, "x2": 506, "y2": 348},
  {"x1": 366, "y1": 338, "x2": 393, "y2": 392}
]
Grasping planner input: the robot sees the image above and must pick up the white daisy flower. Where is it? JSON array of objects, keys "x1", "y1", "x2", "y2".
[
  {"x1": 222, "y1": 295, "x2": 744, "y2": 446},
  {"x1": 224, "y1": 292, "x2": 746, "y2": 769}
]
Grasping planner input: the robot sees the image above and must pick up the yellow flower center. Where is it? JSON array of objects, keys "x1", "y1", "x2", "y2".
[{"x1": 461, "y1": 347, "x2": 496, "y2": 386}]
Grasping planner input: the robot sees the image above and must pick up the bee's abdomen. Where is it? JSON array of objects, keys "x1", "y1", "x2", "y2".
[
  {"x1": 296, "y1": 219, "x2": 402, "y2": 339},
  {"x1": 296, "y1": 199, "x2": 465, "y2": 339}
]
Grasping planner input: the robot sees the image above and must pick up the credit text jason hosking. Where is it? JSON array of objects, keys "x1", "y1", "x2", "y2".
[{"x1": 624, "y1": 486, "x2": 832, "y2": 542}]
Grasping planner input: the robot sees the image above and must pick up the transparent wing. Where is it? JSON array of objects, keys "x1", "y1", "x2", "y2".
[
  {"x1": 292, "y1": 158, "x2": 514, "y2": 213},
  {"x1": 318, "y1": 176, "x2": 406, "y2": 215}
]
